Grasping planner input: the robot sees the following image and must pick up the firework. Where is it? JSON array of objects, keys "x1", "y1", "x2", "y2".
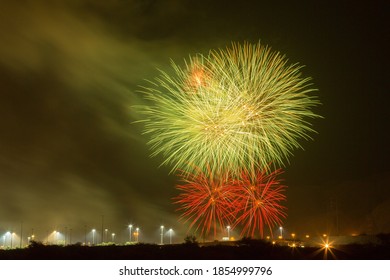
[
  {"x1": 137, "y1": 41, "x2": 320, "y2": 177},
  {"x1": 173, "y1": 166, "x2": 238, "y2": 239},
  {"x1": 232, "y1": 168, "x2": 287, "y2": 238}
]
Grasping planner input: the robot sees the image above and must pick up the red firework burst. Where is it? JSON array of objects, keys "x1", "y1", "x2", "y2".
[
  {"x1": 173, "y1": 167, "x2": 238, "y2": 240},
  {"x1": 232, "y1": 168, "x2": 287, "y2": 238}
]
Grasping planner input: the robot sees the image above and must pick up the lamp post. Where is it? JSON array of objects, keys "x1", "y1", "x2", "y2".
[
  {"x1": 160, "y1": 225, "x2": 164, "y2": 245},
  {"x1": 105, "y1": 229, "x2": 108, "y2": 243},
  {"x1": 279, "y1": 226, "x2": 283, "y2": 239},
  {"x1": 169, "y1": 228, "x2": 173, "y2": 244},
  {"x1": 11, "y1": 232, "x2": 15, "y2": 248},
  {"x1": 227, "y1": 225, "x2": 231, "y2": 240},
  {"x1": 84, "y1": 225, "x2": 87, "y2": 245},
  {"x1": 92, "y1": 229, "x2": 96, "y2": 245},
  {"x1": 5, "y1": 232, "x2": 11, "y2": 248},
  {"x1": 129, "y1": 224, "x2": 133, "y2": 243},
  {"x1": 101, "y1": 215, "x2": 104, "y2": 244},
  {"x1": 135, "y1": 228, "x2": 139, "y2": 242},
  {"x1": 112, "y1": 233, "x2": 115, "y2": 243}
]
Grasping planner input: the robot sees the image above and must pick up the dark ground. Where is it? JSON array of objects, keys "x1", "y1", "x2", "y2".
[{"x1": 1, "y1": 236, "x2": 389, "y2": 260}]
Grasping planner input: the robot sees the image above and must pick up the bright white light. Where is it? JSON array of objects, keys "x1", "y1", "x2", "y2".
[
  {"x1": 160, "y1": 226, "x2": 164, "y2": 244},
  {"x1": 128, "y1": 225, "x2": 133, "y2": 243},
  {"x1": 168, "y1": 228, "x2": 173, "y2": 244}
]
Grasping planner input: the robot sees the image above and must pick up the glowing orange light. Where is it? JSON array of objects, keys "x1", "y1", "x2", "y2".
[{"x1": 185, "y1": 62, "x2": 211, "y2": 91}]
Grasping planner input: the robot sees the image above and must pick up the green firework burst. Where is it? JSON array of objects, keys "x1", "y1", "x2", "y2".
[{"x1": 136, "y1": 42, "x2": 321, "y2": 176}]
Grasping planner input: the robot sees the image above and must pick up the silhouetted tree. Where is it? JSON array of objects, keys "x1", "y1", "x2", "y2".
[{"x1": 184, "y1": 235, "x2": 198, "y2": 246}]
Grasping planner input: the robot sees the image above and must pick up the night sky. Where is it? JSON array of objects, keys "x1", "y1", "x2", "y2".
[{"x1": 0, "y1": 0, "x2": 389, "y2": 244}]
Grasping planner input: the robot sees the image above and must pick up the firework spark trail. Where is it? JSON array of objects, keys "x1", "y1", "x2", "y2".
[
  {"x1": 232, "y1": 168, "x2": 287, "y2": 238},
  {"x1": 137, "y1": 42, "x2": 321, "y2": 177},
  {"x1": 173, "y1": 166, "x2": 238, "y2": 240}
]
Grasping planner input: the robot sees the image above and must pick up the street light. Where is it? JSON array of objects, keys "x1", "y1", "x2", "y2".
[
  {"x1": 279, "y1": 226, "x2": 283, "y2": 239},
  {"x1": 135, "y1": 228, "x2": 139, "y2": 242},
  {"x1": 53, "y1": 231, "x2": 58, "y2": 245},
  {"x1": 4, "y1": 232, "x2": 10, "y2": 248},
  {"x1": 111, "y1": 233, "x2": 115, "y2": 243},
  {"x1": 92, "y1": 229, "x2": 96, "y2": 245},
  {"x1": 227, "y1": 226, "x2": 231, "y2": 240},
  {"x1": 11, "y1": 232, "x2": 15, "y2": 248},
  {"x1": 105, "y1": 229, "x2": 108, "y2": 243},
  {"x1": 129, "y1": 224, "x2": 133, "y2": 243},
  {"x1": 169, "y1": 228, "x2": 173, "y2": 244},
  {"x1": 160, "y1": 225, "x2": 164, "y2": 245},
  {"x1": 56, "y1": 231, "x2": 60, "y2": 245}
]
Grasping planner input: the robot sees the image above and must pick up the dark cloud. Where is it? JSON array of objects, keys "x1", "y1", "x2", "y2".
[{"x1": 0, "y1": 0, "x2": 388, "y2": 243}]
